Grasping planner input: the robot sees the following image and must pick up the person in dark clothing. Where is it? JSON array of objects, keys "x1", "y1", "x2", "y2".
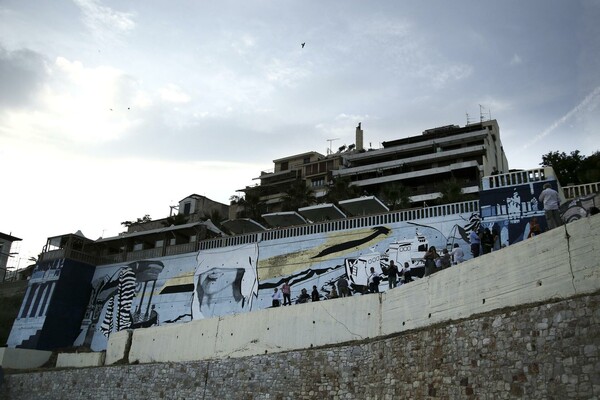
[
  {"x1": 387, "y1": 260, "x2": 398, "y2": 289},
  {"x1": 311, "y1": 285, "x2": 320, "y2": 302},
  {"x1": 296, "y1": 288, "x2": 310, "y2": 304},
  {"x1": 482, "y1": 228, "x2": 494, "y2": 254},
  {"x1": 402, "y1": 262, "x2": 413, "y2": 284}
]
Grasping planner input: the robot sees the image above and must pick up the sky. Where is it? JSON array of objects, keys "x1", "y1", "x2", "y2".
[{"x1": 1, "y1": 0, "x2": 599, "y2": 269}]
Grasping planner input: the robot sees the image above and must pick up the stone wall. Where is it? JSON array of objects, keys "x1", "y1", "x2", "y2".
[{"x1": 3, "y1": 292, "x2": 599, "y2": 399}]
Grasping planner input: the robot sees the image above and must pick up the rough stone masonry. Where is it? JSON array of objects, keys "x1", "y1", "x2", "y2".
[{"x1": 2, "y1": 293, "x2": 600, "y2": 399}]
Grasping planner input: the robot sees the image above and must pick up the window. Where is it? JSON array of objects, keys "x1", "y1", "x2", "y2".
[
  {"x1": 183, "y1": 202, "x2": 191, "y2": 215},
  {"x1": 280, "y1": 161, "x2": 289, "y2": 171}
]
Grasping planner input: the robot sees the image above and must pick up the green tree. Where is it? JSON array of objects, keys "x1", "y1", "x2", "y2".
[
  {"x1": 381, "y1": 182, "x2": 411, "y2": 210},
  {"x1": 121, "y1": 214, "x2": 152, "y2": 227},
  {"x1": 281, "y1": 180, "x2": 316, "y2": 211},
  {"x1": 438, "y1": 178, "x2": 463, "y2": 204},
  {"x1": 326, "y1": 177, "x2": 362, "y2": 204},
  {"x1": 540, "y1": 150, "x2": 585, "y2": 186},
  {"x1": 577, "y1": 151, "x2": 600, "y2": 184}
]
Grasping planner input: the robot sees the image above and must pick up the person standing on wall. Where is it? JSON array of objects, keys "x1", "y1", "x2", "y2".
[
  {"x1": 281, "y1": 279, "x2": 291, "y2": 306},
  {"x1": 387, "y1": 260, "x2": 398, "y2": 289},
  {"x1": 367, "y1": 267, "x2": 380, "y2": 293},
  {"x1": 539, "y1": 183, "x2": 562, "y2": 230},
  {"x1": 337, "y1": 275, "x2": 350, "y2": 297},
  {"x1": 311, "y1": 285, "x2": 320, "y2": 302},
  {"x1": 272, "y1": 287, "x2": 282, "y2": 307},
  {"x1": 451, "y1": 243, "x2": 464, "y2": 264},
  {"x1": 469, "y1": 229, "x2": 481, "y2": 258}
]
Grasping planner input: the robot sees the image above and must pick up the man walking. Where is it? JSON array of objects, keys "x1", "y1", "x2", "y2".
[{"x1": 539, "y1": 183, "x2": 562, "y2": 230}]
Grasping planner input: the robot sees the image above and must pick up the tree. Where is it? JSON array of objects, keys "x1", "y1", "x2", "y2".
[
  {"x1": 326, "y1": 177, "x2": 362, "y2": 204},
  {"x1": 281, "y1": 180, "x2": 316, "y2": 211},
  {"x1": 121, "y1": 214, "x2": 152, "y2": 227},
  {"x1": 438, "y1": 178, "x2": 463, "y2": 204},
  {"x1": 577, "y1": 151, "x2": 600, "y2": 184},
  {"x1": 381, "y1": 182, "x2": 411, "y2": 210},
  {"x1": 540, "y1": 150, "x2": 585, "y2": 186}
]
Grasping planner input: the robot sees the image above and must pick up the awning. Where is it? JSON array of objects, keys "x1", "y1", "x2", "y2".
[
  {"x1": 339, "y1": 196, "x2": 389, "y2": 216},
  {"x1": 261, "y1": 211, "x2": 307, "y2": 228},
  {"x1": 221, "y1": 219, "x2": 267, "y2": 234},
  {"x1": 298, "y1": 203, "x2": 346, "y2": 222}
]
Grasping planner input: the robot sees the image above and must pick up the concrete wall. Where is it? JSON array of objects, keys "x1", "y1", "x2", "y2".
[
  {"x1": 0, "y1": 348, "x2": 52, "y2": 369},
  {"x1": 120, "y1": 214, "x2": 598, "y2": 364},
  {"x1": 3, "y1": 292, "x2": 599, "y2": 399}
]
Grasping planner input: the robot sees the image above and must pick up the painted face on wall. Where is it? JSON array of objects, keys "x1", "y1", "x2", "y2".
[
  {"x1": 198, "y1": 267, "x2": 244, "y2": 298},
  {"x1": 192, "y1": 243, "x2": 259, "y2": 319}
]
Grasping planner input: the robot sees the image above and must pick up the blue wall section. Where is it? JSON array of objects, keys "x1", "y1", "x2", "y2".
[{"x1": 7, "y1": 259, "x2": 95, "y2": 350}]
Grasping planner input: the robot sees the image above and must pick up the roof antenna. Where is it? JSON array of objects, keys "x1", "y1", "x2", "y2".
[{"x1": 326, "y1": 138, "x2": 339, "y2": 155}]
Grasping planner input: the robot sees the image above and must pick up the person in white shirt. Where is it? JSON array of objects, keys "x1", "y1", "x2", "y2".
[
  {"x1": 538, "y1": 183, "x2": 562, "y2": 230},
  {"x1": 451, "y1": 243, "x2": 465, "y2": 264},
  {"x1": 271, "y1": 287, "x2": 282, "y2": 307}
]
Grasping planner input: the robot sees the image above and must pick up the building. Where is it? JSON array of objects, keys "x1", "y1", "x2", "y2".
[
  {"x1": 0, "y1": 232, "x2": 22, "y2": 283},
  {"x1": 236, "y1": 120, "x2": 509, "y2": 219},
  {"x1": 334, "y1": 119, "x2": 508, "y2": 205}
]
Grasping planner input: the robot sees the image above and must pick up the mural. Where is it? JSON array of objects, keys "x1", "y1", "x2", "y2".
[
  {"x1": 192, "y1": 243, "x2": 258, "y2": 319},
  {"x1": 479, "y1": 181, "x2": 550, "y2": 244},
  {"x1": 73, "y1": 254, "x2": 197, "y2": 351},
  {"x1": 65, "y1": 210, "x2": 480, "y2": 351},
  {"x1": 7, "y1": 258, "x2": 95, "y2": 350}
]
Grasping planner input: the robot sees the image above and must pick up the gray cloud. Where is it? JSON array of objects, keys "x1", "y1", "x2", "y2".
[{"x1": 0, "y1": 46, "x2": 47, "y2": 108}]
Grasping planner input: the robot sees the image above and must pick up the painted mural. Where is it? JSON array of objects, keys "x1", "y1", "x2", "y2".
[
  {"x1": 479, "y1": 181, "x2": 551, "y2": 244},
  {"x1": 65, "y1": 210, "x2": 481, "y2": 351},
  {"x1": 7, "y1": 258, "x2": 95, "y2": 350}
]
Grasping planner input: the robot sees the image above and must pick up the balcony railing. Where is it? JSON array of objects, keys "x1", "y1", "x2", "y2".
[
  {"x1": 563, "y1": 182, "x2": 600, "y2": 200},
  {"x1": 482, "y1": 168, "x2": 553, "y2": 190}
]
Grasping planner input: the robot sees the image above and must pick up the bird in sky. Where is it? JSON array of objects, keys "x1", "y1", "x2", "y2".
[{"x1": 301, "y1": 42, "x2": 305, "y2": 48}]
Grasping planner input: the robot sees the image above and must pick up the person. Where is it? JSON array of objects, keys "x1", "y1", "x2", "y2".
[
  {"x1": 337, "y1": 275, "x2": 350, "y2": 297},
  {"x1": 491, "y1": 166, "x2": 499, "y2": 175},
  {"x1": 492, "y1": 228, "x2": 501, "y2": 251},
  {"x1": 271, "y1": 287, "x2": 282, "y2": 307},
  {"x1": 387, "y1": 260, "x2": 398, "y2": 289},
  {"x1": 367, "y1": 267, "x2": 380, "y2": 293},
  {"x1": 539, "y1": 183, "x2": 562, "y2": 230},
  {"x1": 296, "y1": 288, "x2": 310, "y2": 304},
  {"x1": 469, "y1": 229, "x2": 481, "y2": 258},
  {"x1": 401, "y1": 262, "x2": 413, "y2": 284},
  {"x1": 451, "y1": 243, "x2": 464, "y2": 264},
  {"x1": 424, "y1": 246, "x2": 439, "y2": 276},
  {"x1": 481, "y1": 228, "x2": 494, "y2": 254},
  {"x1": 439, "y1": 249, "x2": 451, "y2": 269},
  {"x1": 528, "y1": 217, "x2": 542, "y2": 238},
  {"x1": 328, "y1": 285, "x2": 339, "y2": 299},
  {"x1": 311, "y1": 285, "x2": 320, "y2": 302},
  {"x1": 281, "y1": 279, "x2": 291, "y2": 306}
]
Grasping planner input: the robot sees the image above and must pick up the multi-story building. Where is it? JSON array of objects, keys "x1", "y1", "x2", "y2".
[
  {"x1": 237, "y1": 119, "x2": 509, "y2": 217},
  {"x1": 334, "y1": 119, "x2": 508, "y2": 205},
  {"x1": 238, "y1": 151, "x2": 343, "y2": 216}
]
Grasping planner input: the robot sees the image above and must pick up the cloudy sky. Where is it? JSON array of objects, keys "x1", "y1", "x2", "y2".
[{"x1": 1, "y1": 0, "x2": 599, "y2": 267}]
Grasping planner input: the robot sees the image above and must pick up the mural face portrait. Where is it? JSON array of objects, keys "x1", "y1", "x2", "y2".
[
  {"x1": 192, "y1": 243, "x2": 259, "y2": 319},
  {"x1": 197, "y1": 267, "x2": 244, "y2": 303}
]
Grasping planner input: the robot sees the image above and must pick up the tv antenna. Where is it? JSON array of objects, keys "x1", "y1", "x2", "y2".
[
  {"x1": 326, "y1": 138, "x2": 340, "y2": 155},
  {"x1": 479, "y1": 104, "x2": 492, "y2": 122}
]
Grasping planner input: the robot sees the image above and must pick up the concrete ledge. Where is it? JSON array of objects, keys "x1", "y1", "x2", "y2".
[
  {"x1": 105, "y1": 329, "x2": 132, "y2": 365},
  {"x1": 56, "y1": 352, "x2": 105, "y2": 368},
  {"x1": 0, "y1": 347, "x2": 52, "y2": 369}
]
